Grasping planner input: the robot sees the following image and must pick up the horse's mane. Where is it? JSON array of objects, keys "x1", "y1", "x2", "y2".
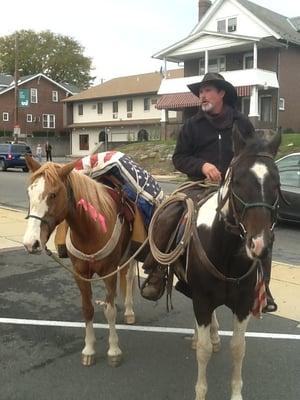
[{"x1": 30, "y1": 163, "x2": 115, "y2": 218}]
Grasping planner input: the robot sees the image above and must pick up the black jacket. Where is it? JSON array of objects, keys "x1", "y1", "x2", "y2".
[{"x1": 172, "y1": 108, "x2": 254, "y2": 180}]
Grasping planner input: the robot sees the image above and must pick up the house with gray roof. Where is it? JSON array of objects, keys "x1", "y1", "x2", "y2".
[{"x1": 154, "y1": 0, "x2": 300, "y2": 132}]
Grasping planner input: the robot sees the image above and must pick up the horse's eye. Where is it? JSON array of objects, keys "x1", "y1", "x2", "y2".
[{"x1": 49, "y1": 193, "x2": 56, "y2": 199}]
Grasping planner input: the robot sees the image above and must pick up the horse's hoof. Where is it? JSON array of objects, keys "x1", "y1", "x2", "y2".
[
  {"x1": 107, "y1": 353, "x2": 122, "y2": 367},
  {"x1": 212, "y1": 341, "x2": 221, "y2": 352},
  {"x1": 81, "y1": 353, "x2": 95, "y2": 366},
  {"x1": 124, "y1": 314, "x2": 135, "y2": 325}
]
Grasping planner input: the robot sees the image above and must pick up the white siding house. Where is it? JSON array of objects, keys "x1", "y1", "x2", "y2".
[{"x1": 65, "y1": 70, "x2": 183, "y2": 156}]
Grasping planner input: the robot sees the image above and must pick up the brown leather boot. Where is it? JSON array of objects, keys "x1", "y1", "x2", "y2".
[{"x1": 141, "y1": 265, "x2": 167, "y2": 301}]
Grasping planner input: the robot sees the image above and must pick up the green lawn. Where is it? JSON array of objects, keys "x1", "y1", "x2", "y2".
[{"x1": 278, "y1": 133, "x2": 300, "y2": 158}]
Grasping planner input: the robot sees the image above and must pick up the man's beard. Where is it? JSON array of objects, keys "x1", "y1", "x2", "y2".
[{"x1": 201, "y1": 102, "x2": 214, "y2": 112}]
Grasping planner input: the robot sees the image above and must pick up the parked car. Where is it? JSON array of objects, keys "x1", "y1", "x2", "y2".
[
  {"x1": 276, "y1": 153, "x2": 300, "y2": 222},
  {"x1": 0, "y1": 142, "x2": 32, "y2": 172}
]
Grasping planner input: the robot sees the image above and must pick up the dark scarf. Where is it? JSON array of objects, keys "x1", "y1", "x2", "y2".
[{"x1": 203, "y1": 104, "x2": 234, "y2": 130}]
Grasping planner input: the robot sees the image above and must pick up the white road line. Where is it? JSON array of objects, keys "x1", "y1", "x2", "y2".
[{"x1": 0, "y1": 317, "x2": 299, "y2": 340}]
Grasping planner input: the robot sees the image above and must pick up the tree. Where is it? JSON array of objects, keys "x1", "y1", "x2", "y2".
[{"x1": 0, "y1": 30, "x2": 95, "y2": 89}]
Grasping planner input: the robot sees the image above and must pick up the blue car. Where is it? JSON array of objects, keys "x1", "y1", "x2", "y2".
[{"x1": 0, "y1": 142, "x2": 32, "y2": 172}]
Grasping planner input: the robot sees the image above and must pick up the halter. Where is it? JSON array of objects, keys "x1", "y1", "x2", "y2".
[
  {"x1": 217, "y1": 152, "x2": 280, "y2": 238},
  {"x1": 25, "y1": 213, "x2": 52, "y2": 229}
]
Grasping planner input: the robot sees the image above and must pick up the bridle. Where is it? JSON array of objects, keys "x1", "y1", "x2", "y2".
[
  {"x1": 217, "y1": 152, "x2": 281, "y2": 238},
  {"x1": 25, "y1": 213, "x2": 53, "y2": 230}
]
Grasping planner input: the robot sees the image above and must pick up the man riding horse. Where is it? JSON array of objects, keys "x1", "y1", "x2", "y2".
[{"x1": 141, "y1": 72, "x2": 277, "y2": 313}]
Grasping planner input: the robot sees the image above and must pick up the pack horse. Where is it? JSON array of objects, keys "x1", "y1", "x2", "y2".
[{"x1": 23, "y1": 155, "x2": 141, "y2": 367}]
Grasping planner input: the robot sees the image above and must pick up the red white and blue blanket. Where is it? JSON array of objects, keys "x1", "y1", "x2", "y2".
[{"x1": 75, "y1": 151, "x2": 163, "y2": 225}]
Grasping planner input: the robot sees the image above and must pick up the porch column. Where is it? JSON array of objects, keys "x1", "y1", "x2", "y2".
[
  {"x1": 253, "y1": 42, "x2": 258, "y2": 69},
  {"x1": 205, "y1": 50, "x2": 209, "y2": 73},
  {"x1": 160, "y1": 109, "x2": 169, "y2": 140},
  {"x1": 248, "y1": 85, "x2": 259, "y2": 127}
]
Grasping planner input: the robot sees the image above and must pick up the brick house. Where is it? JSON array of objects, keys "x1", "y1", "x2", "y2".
[
  {"x1": 0, "y1": 73, "x2": 77, "y2": 138},
  {"x1": 64, "y1": 70, "x2": 183, "y2": 156},
  {"x1": 154, "y1": 0, "x2": 300, "y2": 133}
]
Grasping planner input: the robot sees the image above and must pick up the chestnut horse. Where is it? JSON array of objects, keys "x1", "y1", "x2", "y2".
[
  {"x1": 23, "y1": 156, "x2": 136, "y2": 367},
  {"x1": 187, "y1": 128, "x2": 281, "y2": 400}
]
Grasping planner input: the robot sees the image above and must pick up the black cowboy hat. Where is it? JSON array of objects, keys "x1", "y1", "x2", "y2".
[{"x1": 187, "y1": 72, "x2": 237, "y2": 106}]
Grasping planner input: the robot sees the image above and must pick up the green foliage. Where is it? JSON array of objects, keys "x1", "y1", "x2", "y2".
[{"x1": 0, "y1": 30, "x2": 95, "y2": 89}]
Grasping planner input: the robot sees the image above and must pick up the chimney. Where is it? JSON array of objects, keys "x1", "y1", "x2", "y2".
[{"x1": 198, "y1": 0, "x2": 212, "y2": 21}]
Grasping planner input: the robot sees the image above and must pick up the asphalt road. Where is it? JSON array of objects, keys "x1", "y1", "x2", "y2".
[{"x1": 0, "y1": 249, "x2": 299, "y2": 400}]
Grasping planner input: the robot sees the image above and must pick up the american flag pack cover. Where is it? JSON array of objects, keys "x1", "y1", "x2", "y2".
[{"x1": 75, "y1": 151, "x2": 164, "y2": 225}]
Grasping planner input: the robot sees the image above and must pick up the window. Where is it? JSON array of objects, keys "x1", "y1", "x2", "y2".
[
  {"x1": 2, "y1": 112, "x2": 9, "y2": 121},
  {"x1": 217, "y1": 17, "x2": 237, "y2": 33},
  {"x1": 27, "y1": 114, "x2": 33, "y2": 123},
  {"x1": 144, "y1": 97, "x2": 150, "y2": 111},
  {"x1": 52, "y1": 91, "x2": 58, "y2": 102},
  {"x1": 243, "y1": 53, "x2": 254, "y2": 69},
  {"x1": 241, "y1": 97, "x2": 250, "y2": 116},
  {"x1": 79, "y1": 134, "x2": 89, "y2": 150},
  {"x1": 279, "y1": 169, "x2": 300, "y2": 188},
  {"x1": 78, "y1": 104, "x2": 83, "y2": 115},
  {"x1": 127, "y1": 99, "x2": 133, "y2": 112},
  {"x1": 97, "y1": 102, "x2": 103, "y2": 114},
  {"x1": 279, "y1": 98, "x2": 285, "y2": 111},
  {"x1": 260, "y1": 96, "x2": 272, "y2": 122},
  {"x1": 228, "y1": 17, "x2": 237, "y2": 32},
  {"x1": 42, "y1": 114, "x2": 55, "y2": 128},
  {"x1": 92, "y1": 104, "x2": 97, "y2": 110},
  {"x1": 112, "y1": 101, "x2": 118, "y2": 118},
  {"x1": 217, "y1": 19, "x2": 226, "y2": 32},
  {"x1": 31, "y1": 88, "x2": 38, "y2": 103},
  {"x1": 208, "y1": 57, "x2": 226, "y2": 73}
]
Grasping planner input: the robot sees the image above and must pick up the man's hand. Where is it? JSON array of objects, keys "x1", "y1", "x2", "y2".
[{"x1": 201, "y1": 162, "x2": 221, "y2": 182}]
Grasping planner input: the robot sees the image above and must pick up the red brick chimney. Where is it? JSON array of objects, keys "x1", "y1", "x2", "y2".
[{"x1": 198, "y1": 0, "x2": 212, "y2": 21}]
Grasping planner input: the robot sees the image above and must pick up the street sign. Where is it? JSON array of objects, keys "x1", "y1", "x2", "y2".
[
  {"x1": 19, "y1": 88, "x2": 29, "y2": 107},
  {"x1": 14, "y1": 125, "x2": 21, "y2": 135}
]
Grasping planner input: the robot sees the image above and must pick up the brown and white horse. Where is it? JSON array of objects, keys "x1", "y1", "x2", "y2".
[
  {"x1": 23, "y1": 156, "x2": 136, "y2": 367},
  {"x1": 186, "y1": 128, "x2": 281, "y2": 400}
]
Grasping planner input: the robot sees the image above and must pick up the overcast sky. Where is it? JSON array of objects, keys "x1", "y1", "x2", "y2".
[{"x1": 1, "y1": 0, "x2": 300, "y2": 84}]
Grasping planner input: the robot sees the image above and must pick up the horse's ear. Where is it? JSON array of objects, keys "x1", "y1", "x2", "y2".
[
  {"x1": 255, "y1": 129, "x2": 281, "y2": 157},
  {"x1": 25, "y1": 154, "x2": 41, "y2": 172},
  {"x1": 58, "y1": 160, "x2": 78, "y2": 179},
  {"x1": 232, "y1": 122, "x2": 247, "y2": 155}
]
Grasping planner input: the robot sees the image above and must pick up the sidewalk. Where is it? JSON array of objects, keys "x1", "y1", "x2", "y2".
[{"x1": 0, "y1": 206, "x2": 299, "y2": 322}]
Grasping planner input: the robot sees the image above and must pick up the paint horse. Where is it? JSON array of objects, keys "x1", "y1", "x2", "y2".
[
  {"x1": 23, "y1": 156, "x2": 136, "y2": 367},
  {"x1": 183, "y1": 128, "x2": 281, "y2": 400}
]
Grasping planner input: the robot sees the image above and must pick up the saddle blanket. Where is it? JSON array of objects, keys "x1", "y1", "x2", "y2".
[{"x1": 75, "y1": 151, "x2": 164, "y2": 226}]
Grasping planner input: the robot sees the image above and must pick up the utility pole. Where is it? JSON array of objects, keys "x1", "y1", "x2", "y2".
[{"x1": 14, "y1": 32, "x2": 20, "y2": 141}]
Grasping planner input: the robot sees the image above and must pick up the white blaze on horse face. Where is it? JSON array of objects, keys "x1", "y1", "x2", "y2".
[
  {"x1": 23, "y1": 177, "x2": 48, "y2": 249},
  {"x1": 197, "y1": 192, "x2": 218, "y2": 228},
  {"x1": 250, "y1": 162, "x2": 269, "y2": 200}
]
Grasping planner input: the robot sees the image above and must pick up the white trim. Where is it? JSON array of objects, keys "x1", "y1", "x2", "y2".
[
  {"x1": 52, "y1": 90, "x2": 58, "y2": 102},
  {"x1": 26, "y1": 114, "x2": 33, "y2": 123},
  {"x1": 2, "y1": 112, "x2": 9, "y2": 121},
  {"x1": 279, "y1": 97, "x2": 285, "y2": 111},
  {"x1": 0, "y1": 73, "x2": 75, "y2": 97},
  {"x1": 153, "y1": 30, "x2": 260, "y2": 60},
  {"x1": 0, "y1": 317, "x2": 300, "y2": 340}
]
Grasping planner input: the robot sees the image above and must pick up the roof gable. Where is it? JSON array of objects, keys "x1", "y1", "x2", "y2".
[
  {"x1": 191, "y1": 0, "x2": 300, "y2": 45},
  {"x1": 0, "y1": 73, "x2": 78, "y2": 96}
]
